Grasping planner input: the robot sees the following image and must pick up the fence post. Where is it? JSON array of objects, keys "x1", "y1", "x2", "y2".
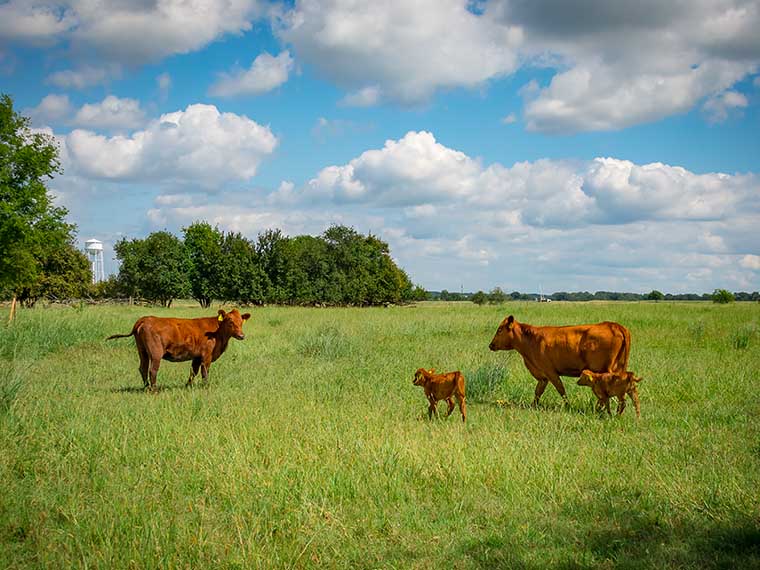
[{"x1": 8, "y1": 294, "x2": 17, "y2": 324}]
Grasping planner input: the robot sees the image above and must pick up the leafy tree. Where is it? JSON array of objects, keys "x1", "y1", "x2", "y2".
[
  {"x1": 646, "y1": 290, "x2": 665, "y2": 301},
  {"x1": 16, "y1": 239, "x2": 91, "y2": 306},
  {"x1": 218, "y1": 232, "x2": 268, "y2": 305},
  {"x1": 256, "y1": 228, "x2": 289, "y2": 303},
  {"x1": 183, "y1": 221, "x2": 223, "y2": 308},
  {"x1": 471, "y1": 290, "x2": 487, "y2": 305},
  {"x1": 0, "y1": 94, "x2": 88, "y2": 310},
  {"x1": 712, "y1": 288, "x2": 735, "y2": 304},
  {"x1": 488, "y1": 287, "x2": 507, "y2": 304},
  {"x1": 440, "y1": 289, "x2": 451, "y2": 301},
  {"x1": 114, "y1": 231, "x2": 190, "y2": 307},
  {"x1": 409, "y1": 285, "x2": 429, "y2": 302}
]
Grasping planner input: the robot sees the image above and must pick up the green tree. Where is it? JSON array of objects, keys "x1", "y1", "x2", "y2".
[
  {"x1": 256, "y1": 228, "x2": 289, "y2": 303},
  {"x1": 471, "y1": 290, "x2": 487, "y2": 305},
  {"x1": 219, "y1": 232, "x2": 268, "y2": 305},
  {"x1": 17, "y1": 239, "x2": 91, "y2": 306},
  {"x1": 0, "y1": 94, "x2": 88, "y2": 311},
  {"x1": 646, "y1": 290, "x2": 665, "y2": 301},
  {"x1": 488, "y1": 287, "x2": 507, "y2": 304},
  {"x1": 114, "y1": 231, "x2": 190, "y2": 307},
  {"x1": 183, "y1": 221, "x2": 223, "y2": 308},
  {"x1": 712, "y1": 288, "x2": 735, "y2": 304}
]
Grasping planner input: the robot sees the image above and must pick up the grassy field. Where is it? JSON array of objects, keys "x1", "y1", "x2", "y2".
[{"x1": 1, "y1": 301, "x2": 759, "y2": 569}]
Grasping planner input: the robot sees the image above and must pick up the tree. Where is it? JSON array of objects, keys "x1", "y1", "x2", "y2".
[
  {"x1": 218, "y1": 232, "x2": 268, "y2": 305},
  {"x1": 488, "y1": 287, "x2": 507, "y2": 304},
  {"x1": 256, "y1": 228, "x2": 288, "y2": 303},
  {"x1": 712, "y1": 289, "x2": 735, "y2": 304},
  {"x1": 183, "y1": 221, "x2": 224, "y2": 308},
  {"x1": 646, "y1": 290, "x2": 665, "y2": 301},
  {"x1": 0, "y1": 94, "x2": 88, "y2": 314},
  {"x1": 471, "y1": 290, "x2": 487, "y2": 305},
  {"x1": 17, "y1": 239, "x2": 91, "y2": 307},
  {"x1": 114, "y1": 231, "x2": 190, "y2": 307}
]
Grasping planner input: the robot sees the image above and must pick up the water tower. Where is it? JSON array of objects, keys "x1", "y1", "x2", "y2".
[{"x1": 85, "y1": 239, "x2": 105, "y2": 284}]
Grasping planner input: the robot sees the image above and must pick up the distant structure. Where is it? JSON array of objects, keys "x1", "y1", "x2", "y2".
[{"x1": 85, "y1": 239, "x2": 105, "y2": 284}]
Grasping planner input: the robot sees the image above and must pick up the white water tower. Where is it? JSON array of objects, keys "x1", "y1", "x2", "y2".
[{"x1": 85, "y1": 239, "x2": 105, "y2": 284}]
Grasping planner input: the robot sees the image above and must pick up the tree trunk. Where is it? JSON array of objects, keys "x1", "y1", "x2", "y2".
[{"x1": 8, "y1": 294, "x2": 17, "y2": 323}]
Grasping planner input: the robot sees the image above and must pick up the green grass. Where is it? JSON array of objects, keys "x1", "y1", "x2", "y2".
[{"x1": 1, "y1": 301, "x2": 759, "y2": 569}]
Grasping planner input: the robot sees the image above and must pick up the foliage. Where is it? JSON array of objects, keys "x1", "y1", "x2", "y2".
[
  {"x1": 0, "y1": 93, "x2": 90, "y2": 304},
  {"x1": 488, "y1": 287, "x2": 507, "y2": 304},
  {"x1": 471, "y1": 290, "x2": 487, "y2": 305},
  {"x1": 712, "y1": 289, "x2": 735, "y2": 304},
  {"x1": 218, "y1": 232, "x2": 268, "y2": 305},
  {"x1": 114, "y1": 231, "x2": 190, "y2": 307},
  {"x1": 183, "y1": 221, "x2": 224, "y2": 308},
  {"x1": 647, "y1": 290, "x2": 665, "y2": 301}
]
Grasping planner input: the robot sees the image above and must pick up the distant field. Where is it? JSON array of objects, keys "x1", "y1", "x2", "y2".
[{"x1": 1, "y1": 301, "x2": 759, "y2": 569}]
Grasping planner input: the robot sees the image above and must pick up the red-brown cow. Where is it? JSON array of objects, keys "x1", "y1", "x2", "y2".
[
  {"x1": 107, "y1": 309, "x2": 250, "y2": 390},
  {"x1": 489, "y1": 315, "x2": 630, "y2": 406}
]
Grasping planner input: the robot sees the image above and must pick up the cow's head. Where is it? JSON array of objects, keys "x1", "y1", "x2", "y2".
[
  {"x1": 217, "y1": 309, "x2": 251, "y2": 340},
  {"x1": 413, "y1": 368, "x2": 434, "y2": 385},
  {"x1": 577, "y1": 370, "x2": 595, "y2": 386},
  {"x1": 489, "y1": 315, "x2": 516, "y2": 351}
]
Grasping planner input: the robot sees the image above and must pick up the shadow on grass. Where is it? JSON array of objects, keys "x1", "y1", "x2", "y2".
[{"x1": 110, "y1": 383, "x2": 193, "y2": 394}]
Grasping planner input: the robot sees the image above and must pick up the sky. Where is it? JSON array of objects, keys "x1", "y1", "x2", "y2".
[{"x1": 2, "y1": 0, "x2": 759, "y2": 294}]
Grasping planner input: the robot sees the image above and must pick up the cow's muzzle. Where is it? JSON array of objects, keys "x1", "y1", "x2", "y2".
[
  {"x1": 235, "y1": 333, "x2": 245, "y2": 340},
  {"x1": 489, "y1": 341, "x2": 496, "y2": 351}
]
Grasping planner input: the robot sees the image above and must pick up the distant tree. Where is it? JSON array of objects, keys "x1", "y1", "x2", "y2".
[
  {"x1": 471, "y1": 290, "x2": 487, "y2": 305},
  {"x1": 183, "y1": 221, "x2": 224, "y2": 308},
  {"x1": 409, "y1": 285, "x2": 429, "y2": 302},
  {"x1": 712, "y1": 289, "x2": 735, "y2": 304},
  {"x1": 488, "y1": 287, "x2": 507, "y2": 304},
  {"x1": 114, "y1": 231, "x2": 190, "y2": 307},
  {"x1": 439, "y1": 289, "x2": 451, "y2": 301},
  {"x1": 256, "y1": 228, "x2": 288, "y2": 303},
  {"x1": 646, "y1": 290, "x2": 665, "y2": 301},
  {"x1": 218, "y1": 232, "x2": 268, "y2": 305},
  {"x1": 0, "y1": 94, "x2": 88, "y2": 313},
  {"x1": 509, "y1": 291, "x2": 522, "y2": 300},
  {"x1": 16, "y1": 238, "x2": 91, "y2": 306}
]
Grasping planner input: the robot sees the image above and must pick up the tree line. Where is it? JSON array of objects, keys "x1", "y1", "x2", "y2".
[
  {"x1": 438, "y1": 288, "x2": 759, "y2": 303},
  {"x1": 105, "y1": 223, "x2": 426, "y2": 307}
]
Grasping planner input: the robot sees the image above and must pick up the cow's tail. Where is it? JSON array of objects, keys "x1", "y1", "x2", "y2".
[
  {"x1": 106, "y1": 320, "x2": 141, "y2": 341},
  {"x1": 613, "y1": 324, "x2": 631, "y2": 373}
]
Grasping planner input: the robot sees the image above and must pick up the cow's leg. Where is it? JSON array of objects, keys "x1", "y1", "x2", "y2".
[
  {"x1": 200, "y1": 356, "x2": 212, "y2": 384},
  {"x1": 137, "y1": 346, "x2": 150, "y2": 388},
  {"x1": 148, "y1": 356, "x2": 161, "y2": 392},
  {"x1": 617, "y1": 396, "x2": 626, "y2": 415},
  {"x1": 445, "y1": 397, "x2": 455, "y2": 417},
  {"x1": 186, "y1": 357, "x2": 202, "y2": 387},
  {"x1": 456, "y1": 394, "x2": 466, "y2": 423},
  {"x1": 532, "y1": 379, "x2": 549, "y2": 406},
  {"x1": 629, "y1": 387, "x2": 641, "y2": 418},
  {"x1": 603, "y1": 397, "x2": 611, "y2": 415},
  {"x1": 547, "y1": 374, "x2": 569, "y2": 405}
]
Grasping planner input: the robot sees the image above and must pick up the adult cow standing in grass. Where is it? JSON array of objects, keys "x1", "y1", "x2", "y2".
[
  {"x1": 489, "y1": 315, "x2": 630, "y2": 406},
  {"x1": 107, "y1": 309, "x2": 251, "y2": 391}
]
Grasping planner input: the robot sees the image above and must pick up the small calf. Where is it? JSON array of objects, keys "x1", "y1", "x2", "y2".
[
  {"x1": 413, "y1": 368, "x2": 466, "y2": 423},
  {"x1": 577, "y1": 369, "x2": 643, "y2": 417}
]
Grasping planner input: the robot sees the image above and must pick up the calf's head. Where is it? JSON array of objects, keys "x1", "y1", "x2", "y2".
[
  {"x1": 489, "y1": 315, "x2": 516, "y2": 351},
  {"x1": 217, "y1": 309, "x2": 251, "y2": 340},
  {"x1": 413, "y1": 368, "x2": 435, "y2": 386}
]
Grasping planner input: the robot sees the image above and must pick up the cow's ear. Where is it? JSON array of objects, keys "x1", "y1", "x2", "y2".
[
  {"x1": 429, "y1": 368, "x2": 435, "y2": 374},
  {"x1": 217, "y1": 309, "x2": 226, "y2": 322},
  {"x1": 242, "y1": 313, "x2": 251, "y2": 321},
  {"x1": 506, "y1": 315, "x2": 514, "y2": 329}
]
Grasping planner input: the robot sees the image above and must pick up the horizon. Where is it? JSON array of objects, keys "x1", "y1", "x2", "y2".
[{"x1": 3, "y1": 0, "x2": 759, "y2": 293}]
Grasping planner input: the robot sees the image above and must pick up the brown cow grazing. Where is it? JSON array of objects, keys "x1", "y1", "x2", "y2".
[
  {"x1": 413, "y1": 368, "x2": 466, "y2": 423},
  {"x1": 489, "y1": 315, "x2": 631, "y2": 406},
  {"x1": 577, "y1": 369, "x2": 643, "y2": 417},
  {"x1": 107, "y1": 309, "x2": 251, "y2": 390}
]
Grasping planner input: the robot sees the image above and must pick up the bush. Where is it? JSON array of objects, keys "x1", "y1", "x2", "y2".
[
  {"x1": 712, "y1": 289, "x2": 735, "y2": 304},
  {"x1": 471, "y1": 291, "x2": 487, "y2": 305}
]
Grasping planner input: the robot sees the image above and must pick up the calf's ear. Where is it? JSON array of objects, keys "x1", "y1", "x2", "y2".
[
  {"x1": 506, "y1": 315, "x2": 514, "y2": 328},
  {"x1": 242, "y1": 313, "x2": 251, "y2": 320}
]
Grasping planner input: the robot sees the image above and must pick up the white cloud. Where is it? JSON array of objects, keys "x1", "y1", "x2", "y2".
[
  {"x1": 25, "y1": 94, "x2": 73, "y2": 125},
  {"x1": 277, "y1": 0, "x2": 522, "y2": 104},
  {"x1": 72, "y1": 95, "x2": 146, "y2": 131},
  {"x1": 2, "y1": 1, "x2": 264, "y2": 64},
  {"x1": 46, "y1": 65, "x2": 117, "y2": 89},
  {"x1": 501, "y1": 113, "x2": 517, "y2": 125},
  {"x1": 210, "y1": 51, "x2": 294, "y2": 97},
  {"x1": 340, "y1": 86, "x2": 381, "y2": 107},
  {"x1": 702, "y1": 90, "x2": 749, "y2": 123},
  {"x1": 61, "y1": 103, "x2": 277, "y2": 187},
  {"x1": 157, "y1": 72, "x2": 171, "y2": 100}
]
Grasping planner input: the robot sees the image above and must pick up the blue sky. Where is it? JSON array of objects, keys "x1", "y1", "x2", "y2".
[{"x1": 2, "y1": 0, "x2": 759, "y2": 293}]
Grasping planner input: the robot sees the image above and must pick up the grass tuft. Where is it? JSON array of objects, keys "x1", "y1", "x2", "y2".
[
  {"x1": 465, "y1": 362, "x2": 509, "y2": 402},
  {"x1": 297, "y1": 326, "x2": 353, "y2": 358}
]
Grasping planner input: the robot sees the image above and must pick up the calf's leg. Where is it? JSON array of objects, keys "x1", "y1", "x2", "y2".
[
  {"x1": 629, "y1": 386, "x2": 641, "y2": 418},
  {"x1": 445, "y1": 397, "x2": 455, "y2": 417},
  {"x1": 456, "y1": 393, "x2": 466, "y2": 423},
  {"x1": 617, "y1": 396, "x2": 626, "y2": 415}
]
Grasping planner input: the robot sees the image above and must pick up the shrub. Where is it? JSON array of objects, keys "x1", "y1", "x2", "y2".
[{"x1": 712, "y1": 289, "x2": 735, "y2": 304}]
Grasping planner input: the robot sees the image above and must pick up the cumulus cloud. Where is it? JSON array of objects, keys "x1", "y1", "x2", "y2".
[
  {"x1": 276, "y1": 0, "x2": 522, "y2": 104},
  {"x1": 61, "y1": 103, "x2": 277, "y2": 187},
  {"x1": 2, "y1": 0, "x2": 263, "y2": 64},
  {"x1": 740, "y1": 255, "x2": 760, "y2": 270},
  {"x1": 25, "y1": 94, "x2": 73, "y2": 125},
  {"x1": 72, "y1": 95, "x2": 146, "y2": 130},
  {"x1": 210, "y1": 51, "x2": 294, "y2": 97}
]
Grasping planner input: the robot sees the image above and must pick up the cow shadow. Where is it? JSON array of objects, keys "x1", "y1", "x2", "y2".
[
  {"x1": 110, "y1": 383, "x2": 197, "y2": 394},
  {"x1": 487, "y1": 397, "x2": 601, "y2": 417}
]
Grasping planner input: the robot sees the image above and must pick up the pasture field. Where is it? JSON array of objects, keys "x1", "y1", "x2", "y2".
[{"x1": 1, "y1": 301, "x2": 759, "y2": 569}]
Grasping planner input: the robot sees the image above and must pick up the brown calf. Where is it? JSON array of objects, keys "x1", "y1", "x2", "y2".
[
  {"x1": 577, "y1": 369, "x2": 643, "y2": 417},
  {"x1": 107, "y1": 309, "x2": 250, "y2": 390},
  {"x1": 413, "y1": 368, "x2": 466, "y2": 423}
]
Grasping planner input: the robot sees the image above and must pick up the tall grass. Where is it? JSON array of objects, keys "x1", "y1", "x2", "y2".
[{"x1": 0, "y1": 301, "x2": 759, "y2": 569}]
